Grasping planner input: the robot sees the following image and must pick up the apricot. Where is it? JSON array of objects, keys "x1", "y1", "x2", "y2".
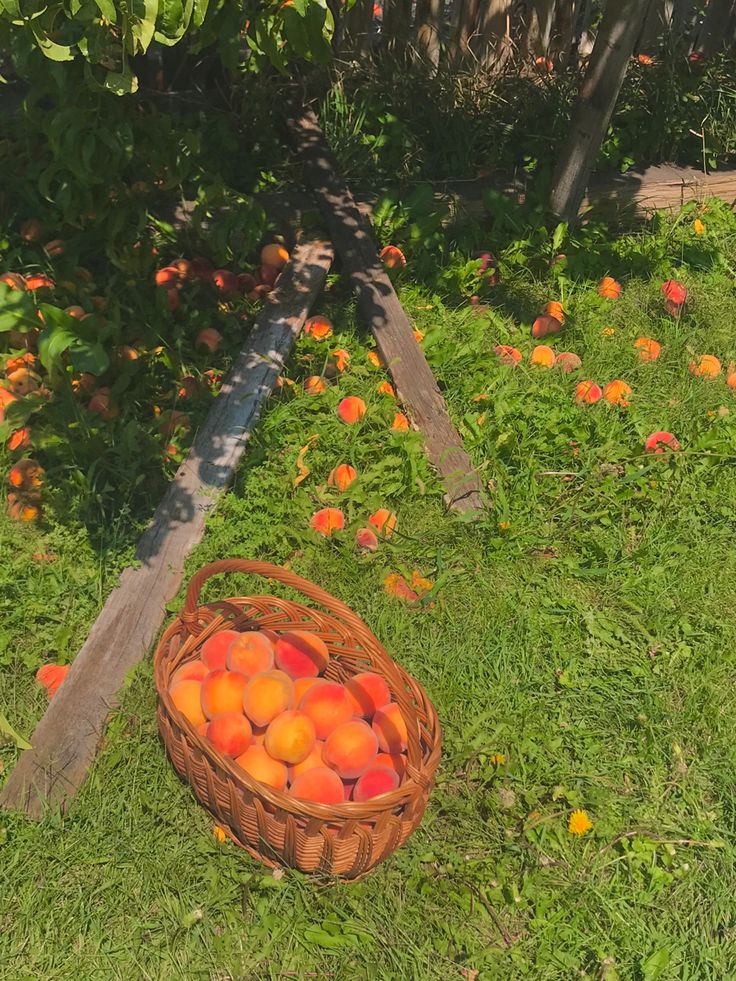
[
  {"x1": 603, "y1": 380, "x2": 632, "y2": 406},
  {"x1": 299, "y1": 682, "x2": 354, "y2": 739},
  {"x1": 242, "y1": 670, "x2": 294, "y2": 727},
  {"x1": 555, "y1": 352, "x2": 582, "y2": 373},
  {"x1": 8, "y1": 458, "x2": 44, "y2": 491},
  {"x1": 303, "y1": 316, "x2": 333, "y2": 340},
  {"x1": 323, "y1": 719, "x2": 378, "y2": 779},
  {"x1": 171, "y1": 658, "x2": 208, "y2": 686},
  {"x1": 197, "y1": 722, "x2": 209, "y2": 737},
  {"x1": 645, "y1": 431, "x2": 680, "y2": 454},
  {"x1": 328, "y1": 348, "x2": 350, "y2": 373},
  {"x1": 155, "y1": 266, "x2": 180, "y2": 287},
  {"x1": 634, "y1": 337, "x2": 661, "y2": 362},
  {"x1": 689, "y1": 354, "x2": 721, "y2": 379},
  {"x1": 206, "y1": 711, "x2": 253, "y2": 756},
  {"x1": 200, "y1": 669, "x2": 249, "y2": 720},
  {"x1": 310, "y1": 507, "x2": 345, "y2": 537},
  {"x1": 264, "y1": 710, "x2": 316, "y2": 764},
  {"x1": 235, "y1": 744, "x2": 287, "y2": 791},
  {"x1": 288, "y1": 740, "x2": 326, "y2": 781},
  {"x1": 356, "y1": 527, "x2": 379, "y2": 552},
  {"x1": 368, "y1": 508, "x2": 397, "y2": 538},
  {"x1": 170, "y1": 679, "x2": 207, "y2": 728},
  {"x1": 379, "y1": 245, "x2": 406, "y2": 269},
  {"x1": 88, "y1": 388, "x2": 119, "y2": 420},
  {"x1": 598, "y1": 276, "x2": 621, "y2": 298},
  {"x1": 328, "y1": 463, "x2": 357, "y2": 491},
  {"x1": 375, "y1": 751, "x2": 407, "y2": 780},
  {"x1": 575, "y1": 380, "x2": 602, "y2": 404},
  {"x1": 196, "y1": 328, "x2": 221, "y2": 353},
  {"x1": 293, "y1": 676, "x2": 324, "y2": 704},
  {"x1": 338, "y1": 396, "x2": 366, "y2": 424},
  {"x1": 275, "y1": 630, "x2": 329, "y2": 679},
  {"x1": 7, "y1": 492, "x2": 41, "y2": 522},
  {"x1": 372, "y1": 703, "x2": 408, "y2": 754},
  {"x1": 261, "y1": 243, "x2": 290, "y2": 269},
  {"x1": 303, "y1": 375, "x2": 326, "y2": 395},
  {"x1": 289, "y1": 766, "x2": 344, "y2": 805},
  {"x1": 544, "y1": 301, "x2": 565, "y2": 324},
  {"x1": 345, "y1": 672, "x2": 391, "y2": 719},
  {"x1": 212, "y1": 269, "x2": 240, "y2": 295},
  {"x1": 531, "y1": 315, "x2": 562, "y2": 339},
  {"x1": 495, "y1": 344, "x2": 522, "y2": 365},
  {"x1": 353, "y1": 765, "x2": 400, "y2": 802},
  {"x1": 201, "y1": 629, "x2": 241, "y2": 670},
  {"x1": 25, "y1": 275, "x2": 54, "y2": 291},
  {"x1": 227, "y1": 631, "x2": 275, "y2": 677},
  {"x1": 530, "y1": 345, "x2": 555, "y2": 368},
  {"x1": 391, "y1": 412, "x2": 409, "y2": 431},
  {"x1": 7, "y1": 367, "x2": 41, "y2": 397},
  {"x1": 661, "y1": 279, "x2": 687, "y2": 306},
  {"x1": 377, "y1": 381, "x2": 395, "y2": 397},
  {"x1": 8, "y1": 427, "x2": 31, "y2": 452}
]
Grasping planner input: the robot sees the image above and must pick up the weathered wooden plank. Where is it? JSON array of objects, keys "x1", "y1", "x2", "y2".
[
  {"x1": 0, "y1": 240, "x2": 333, "y2": 819},
  {"x1": 288, "y1": 107, "x2": 486, "y2": 515}
]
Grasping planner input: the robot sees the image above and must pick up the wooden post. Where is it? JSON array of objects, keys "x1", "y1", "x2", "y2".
[
  {"x1": 0, "y1": 240, "x2": 333, "y2": 819},
  {"x1": 288, "y1": 107, "x2": 487, "y2": 516},
  {"x1": 695, "y1": 0, "x2": 736, "y2": 56},
  {"x1": 341, "y1": 0, "x2": 375, "y2": 56},
  {"x1": 415, "y1": 0, "x2": 443, "y2": 68},
  {"x1": 448, "y1": 0, "x2": 481, "y2": 66},
  {"x1": 474, "y1": 0, "x2": 512, "y2": 68},
  {"x1": 549, "y1": 0, "x2": 653, "y2": 222}
]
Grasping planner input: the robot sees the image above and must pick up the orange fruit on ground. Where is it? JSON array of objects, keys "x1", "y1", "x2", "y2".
[
  {"x1": 337, "y1": 396, "x2": 366, "y2": 424},
  {"x1": 323, "y1": 719, "x2": 378, "y2": 779},
  {"x1": 226, "y1": 631, "x2": 275, "y2": 677},
  {"x1": 380, "y1": 245, "x2": 406, "y2": 269},
  {"x1": 555, "y1": 352, "x2": 582, "y2": 373},
  {"x1": 634, "y1": 337, "x2": 661, "y2": 362},
  {"x1": 345, "y1": 672, "x2": 391, "y2": 719},
  {"x1": 356, "y1": 527, "x2": 379, "y2": 552},
  {"x1": 372, "y1": 703, "x2": 408, "y2": 753},
  {"x1": 170, "y1": 680, "x2": 207, "y2": 728},
  {"x1": 235, "y1": 745, "x2": 287, "y2": 791},
  {"x1": 544, "y1": 301, "x2": 565, "y2": 323},
  {"x1": 289, "y1": 766, "x2": 345, "y2": 804},
  {"x1": 530, "y1": 345, "x2": 556, "y2": 368},
  {"x1": 261, "y1": 244, "x2": 290, "y2": 269},
  {"x1": 264, "y1": 710, "x2": 316, "y2": 765},
  {"x1": 391, "y1": 411, "x2": 409, "y2": 431},
  {"x1": 242, "y1": 670, "x2": 294, "y2": 727},
  {"x1": 201, "y1": 670, "x2": 249, "y2": 720},
  {"x1": 603, "y1": 380, "x2": 632, "y2": 406},
  {"x1": 299, "y1": 682, "x2": 354, "y2": 739},
  {"x1": 575, "y1": 380, "x2": 602, "y2": 404},
  {"x1": 201, "y1": 629, "x2": 241, "y2": 671},
  {"x1": 531, "y1": 315, "x2": 562, "y2": 339},
  {"x1": 494, "y1": 344, "x2": 522, "y2": 365},
  {"x1": 598, "y1": 276, "x2": 622, "y2": 298},
  {"x1": 275, "y1": 631, "x2": 330, "y2": 679},
  {"x1": 353, "y1": 765, "x2": 400, "y2": 802},
  {"x1": 310, "y1": 507, "x2": 345, "y2": 537},
  {"x1": 303, "y1": 316, "x2": 333, "y2": 340},
  {"x1": 328, "y1": 464, "x2": 357, "y2": 491},
  {"x1": 644, "y1": 431, "x2": 680, "y2": 454},
  {"x1": 304, "y1": 375, "x2": 326, "y2": 395},
  {"x1": 689, "y1": 354, "x2": 721, "y2": 379},
  {"x1": 206, "y1": 711, "x2": 253, "y2": 757}
]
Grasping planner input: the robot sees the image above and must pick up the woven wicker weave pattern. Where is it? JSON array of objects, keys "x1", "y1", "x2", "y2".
[{"x1": 154, "y1": 560, "x2": 441, "y2": 880}]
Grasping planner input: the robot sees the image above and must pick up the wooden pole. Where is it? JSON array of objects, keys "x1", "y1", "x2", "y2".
[
  {"x1": 287, "y1": 107, "x2": 487, "y2": 516},
  {"x1": 474, "y1": 0, "x2": 512, "y2": 68},
  {"x1": 549, "y1": 0, "x2": 653, "y2": 222},
  {"x1": 415, "y1": 0, "x2": 443, "y2": 68},
  {"x1": 695, "y1": 0, "x2": 736, "y2": 56},
  {"x1": 0, "y1": 240, "x2": 333, "y2": 819}
]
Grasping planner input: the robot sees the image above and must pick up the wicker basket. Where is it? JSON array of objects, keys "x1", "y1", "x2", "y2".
[{"x1": 154, "y1": 559, "x2": 441, "y2": 880}]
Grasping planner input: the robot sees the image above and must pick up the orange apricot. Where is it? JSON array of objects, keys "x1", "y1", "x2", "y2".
[
  {"x1": 201, "y1": 629, "x2": 242, "y2": 671},
  {"x1": 212, "y1": 269, "x2": 240, "y2": 295},
  {"x1": 36, "y1": 663, "x2": 69, "y2": 699},
  {"x1": 7, "y1": 367, "x2": 41, "y2": 397},
  {"x1": 310, "y1": 507, "x2": 345, "y2": 537},
  {"x1": 634, "y1": 337, "x2": 661, "y2": 362},
  {"x1": 299, "y1": 682, "x2": 354, "y2": 739},
  {"x1": 391, "y1": 411, "x2": 409, "y2": 431},
  {"x1": 328, "y1": 463, "x2": 357, "y2": 491},
  {"x1": 356, "y1": 527, "x2": 379, "y2": 552},
  {"x1": 88, "y1": 388, "x2": 119, "y2": 420},
  {"x1": 293, "y1": 676, "x2": 325, "y2": 704},
  {"x1": 345, "y1": 672, "x2": 392, "y2": 719},
  {"x1": 170, "y1": 680, "x2": 207, "y2": 728},
  {"x1": 323, "y1": 719, "x2": 378, "y2": 779},
  {"x1": 8, "y1": 458, "x2": 44, "y2": 491},
  {"x1": 375, "y1": 751, "x2": 407, "y2": 780},
  {"x1": 275, "y1": 630, "x2": 330, "y2": 679},
  {"x1": 234, "y1": 744, "x2": 287, "y2": 791},
  {"x1": 8, "y1": 428, "x2": 31, "y2": 452},
  {"x1": 196, "y1": 328, "x2": 221, "y2": 352},
  {"x1": 288, "y1": 740, "x2": 326, "y2": 782},
  {"x1": 200, "y1": 670, "x2": 249, "y2": 720},
  {"x1": 206, "y1": 711, "x2": 253, "y2": 756},
  {"x1": 25, "y1": 275, "x2": 54, "y2": 291},
  {"x1": 575, "y1": 380, "x2": 602, "y2": 404},
  {"x1": 329, "y1": 348, "x2": 350, "y2": 373},
  {"x1": 661, "y1": 279, "x2": 687, "y2": 306},
  {"x1": 372, "y1": 703, "x2": 408, "y2": 753},
  {"x1": 155, "y1": 266, "x2": 180, "y2": 287},
  {"x1": 338, "y1": 396, "x2": 366, "y2": 424},
  {"x1": 261, "y1": 244, "x2": 290, "y2": 269},
  {"x1": 367, "y1": 350, "x2": 382, "y2": 368},
  {"x1": 353, "y1": 765, "x2": 400, "y2": 802},
  {"x1": 644, "y1": 431, "x2": 680, "y2": 454},
  {"x1": 289, "y1": 766, "x2": 345, "y2": 804},
  {"x1": 7, "y1": 492, "x2": 41, "y2": 522},
  {"x1": 227, "y1": 631, "x2": 275, "y2": 677},
  {"x1": 368, "y1": 508, "x2": 397, "y2": 538},
  {"x1": 495, "y1": 344, "x2": 522, "y2": 365},
  {"x1": 304, "y1": 375, "x2": 327, "y2": 395},
  {"x1": 603, "y1": 380, "x2": 632, "y2": 407},
  {"x1": 303, "y1": 316, "x2": 333, "y2": 340},
  {"x1": 544, "y1": 301, "x2": 565, "y2": 324},
  {"x1": 377, "y1": 381, "x2": 395, "y2": 397},
  {"x1": 598, "y1": 276, "x2": 622, "y2": 299},
  {"x1": 689, "y1": 354, "x2": 721, "y2": 379},
  {"x1": 171, "y1": 659, "x2": 208, "y2": 686},
  {"x1": 264, "y1": 710, "x2": 316, "y2": 764},
  {"x1": 242, "y1": 670, "x2": 294, "y2": 727},
  {"x1": 531, "y1": 315, "x2": 562, "y2": 339},
  {"x1": 555, "y1": 352, "x2": 582, "y2": 373},
  {"x1": 379, "y1": 245, "x2": 406, "y2": 270},
  {"x1": 530, "y1": 345, "x2": 555, "y2": 368},
  {"x1": 197, "y1": 722, "x2": 209, "y2": 737}
]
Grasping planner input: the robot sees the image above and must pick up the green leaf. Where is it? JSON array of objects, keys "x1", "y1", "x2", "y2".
[
  {"x1": 38, "y1": 306, "x2": 110, "y2": 381},
  {"x1": 641, "y1": 949, "x2": 670, "y2": 981},
  {"x1": 0, "y1": 712, "x2": 32, "y2": 751},
  {"x1": 0, "y1": 283, "x2": 39, "y2": 333},
  {"x1": 31, "y1": 26, "x2": 75, "y2": 62},
  {"x1": 93, "y1": 0, "x2": 116, "y2": 19},
  {"x1": 103, "y1": 67, "x2": 139, "y2": 94},
  {"x1": 129, "y1": 0, "x2": 158, "y2": 52}
]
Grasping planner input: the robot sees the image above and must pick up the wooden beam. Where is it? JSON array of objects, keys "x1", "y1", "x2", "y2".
[
  {"x1": 0, "y1": 240, "x2": 333, "y2": 819},
  {"x1": 287, "y1": 108, "x2": 486, "y2": 515}
]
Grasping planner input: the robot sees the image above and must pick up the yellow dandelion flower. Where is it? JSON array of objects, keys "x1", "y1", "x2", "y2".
[
  {"x1": 568, "y1": 809, "x2": 593, "y2": 836},
  {"x1": 694, "y1": 218, "x2": 705, "y2": 235},
  {"x1": 498, "y1": 520, "x2": 510, "y2": 530},
  {"x1": 213, "y1": 825, "x2": 227, "y2": 843},
  {"x1": 490, "y1": 753, "x2": 506, "y2": 765},
  {"x1": 601, "y1": 327, "x2": 616, "y2": 337}
]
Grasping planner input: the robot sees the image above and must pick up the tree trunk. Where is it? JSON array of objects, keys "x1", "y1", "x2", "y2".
[
  {"x1": 473, "y1": 0, "x2": 512, "y2": 68},
  {"x1": 415, "y1": 0, "x2": 443, "y2": 68},
  {"x1": 523, "y1": 0, "x2": 557, "y2": 60},
  {"x1": 551, "y1": 0, "x2": 578, "y2": 64},
  {"x1": 448, "y1": 0, "x2": 481, "y2": 66},
  {"x1": 549, "y1": 0, "x2": 653, "y2": 221},
  {"x1": 695, "y1": 0, "x2": 736, "y2": 56},
  {"x1": 383, "y1": 0, "x2": 413, "y2": 46}
]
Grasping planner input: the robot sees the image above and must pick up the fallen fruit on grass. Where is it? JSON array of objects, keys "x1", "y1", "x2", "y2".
[
  {"x1": 338, "y1": 396, "x2": 366, "y2": 424},
  {"x1": 532, "y1": 314, "x2": 563, "y2": 339},
  {"x1": 202, "y1": 629, "x2": 242, "y2": 670},
  {"x1": 303, "y1": 375, "x2": 326, "y2": 395},
  {"x1": 575, "y1": 380, "x2": 602, "y2": 404},
  {"x1": 603, "y1": 380, "x2": 632, "y2": 406},
  {"x1": 265, "y1": 710, "x2": 317, "y2": 764},
  {"x1": 207, "y1": 711, "x2": 253, "y2": 757},
  {"x1": 377, "y1": 381, "x2": 395, "y2": 397},
  {"x1": 7, "y1": 492, "x2": 41, "y2": 522},
  {"x1": 303, "y1": 316, "x2": 333, "y2": 340},
  {"x1": 689, "y1": 354, "x2": 721, "y2": 378},
  {"x1": 212, "y1": 269, "x2": 240, "y2": 295},
  {"x1": 227, "y1": 631, "x2": 275, "y2": 676},
  {"x1": 8, "y1": 427, "x2": 31, "y2": 451},
  {"x1": 310, "y1": 507, "x2": 345, "y2": 537},
  {"x1": 384, "y1": 572, "x2": 421, "y2": 603},
  {"x1": 89, "y1": 387, "x2": 119, "y2": 420},
  {"x1": 36, "y1": 663, "x2": 70, "y2": 699},
  {"x1": 368, "y1": 508, "x2": 397, "y2": 538},
  {"x1": 391, "y1": 411, "x2": 409, "y2": 431},
  {"x1": 261, "y1": 244, "x2": 290, "y2": 269},
  {"x1": 24, "y1": 275, "x2": 54, "y2": 291},
  {"x1": 299, "y1": 682, "x2": 354, "y2": 739},
  {"x1": 201, "y1": 669, "x2": 249, "y2": 719},
  {"x1": 196, "y1": 328, "x2": 222, "y2": 353},
  {"x1": 544, "y1": 301, "x2": 565, "y2": 323},
  {"x1": 353, "y1": 765, "x2": 400, "y2": 802},
  {"x1": 555, "y1": 352, "x2": 582, "y2": 373},
  {"x1": 323, "y1": 718, "x2": 378, "y2": 778},
  {"x1": 329, "y1": 348, "x2": 350, "y2": 374},
  {"x1": 235, "y1": 744, "x2": 287, "y2": 791},
  {"x1": 0, "y1": 272, "x2": 26, "y2": 291},
  {"x1": 328, "y1": 463, "x2": 357, "y2": 491},
  {"x1": 171, "y1": 659, "x2": 209, "y2": 686},
  {"x1": 530, "y1": 345, "x2": 555, "y2": 368},
  {"x1": 495, "y1": 344, "x2": 523, "y2": 365},
  {"x1": 289, "y1": 766, "x2": 345, "y2": 804},
  {"x1": 9, "y1": 458, "x2": 44, "y2": 490},
  {"x1": 367, "y1": 350, "x2": 382, "y2": 368},
  {"x1": 634, "y1": 337, "x2": 661, "y2": 362},
  {"x1": 356, "y1": 527, "x2": 379, "y2": 552},
  {"x1": 275, "y1": 631, "x2": 329, "y2": 679},
  {"x1": 644, "y1": 431, "x2": 680, "y2": 454},
  {"x1": 379, "y1": 245, "x2": 406, "y2": 269},
  {"x1": 155, "y1": 266, "x2": 180, "y2": 287},
  {"x1": 243, "y1": 671, "x2": 294, "y2": 727},
  {"x1": 661, "y1": 279, "x2": 688, "y2": 307},
  {"x1": 598, "y1": 276, "x2": 621, "y2": 299},
  {"x1": 7, "y1": 367, "x2": 41, "y2": 396},
  {"x1": 372, "y1": 702, "x2": 408, "y2": 753},
  {"x1": 345, "y1": 672, "x2": 391, "y2": 719},
  {"x1": 170, "y1": 679, "x2": 207, "y2": 728}
]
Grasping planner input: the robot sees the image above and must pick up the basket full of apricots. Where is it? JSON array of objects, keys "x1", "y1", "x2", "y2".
[{"x1": 154, "y1": 559, "x2": 441, "y2": 880}]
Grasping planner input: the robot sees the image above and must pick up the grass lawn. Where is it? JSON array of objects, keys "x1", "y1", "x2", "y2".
[{"x1": 2, "y1": 203, "x2": 736, "y2": 980}]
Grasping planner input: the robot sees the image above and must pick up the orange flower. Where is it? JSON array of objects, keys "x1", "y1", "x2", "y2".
[
  {"x1": 413, "y1": 329, "x2": 425, "y2": 343},
  {"x1": 377, "y1": 381, "x2": 395, "y2": 398},
  {"x1": 36, "y1": 663, "x2": 70, "y2": 699},
  {"x1": 603, "y1": 380, "x2": 632, "y2": 407},
  {"x1": 634, "y1": 337, "x2": 661, "y2": 362},
  {"x1": 310, "y1": 507, "x2": 345, "y2": 537},
  {"x1": 303, "y1": 375, "x2": 326, "y2": 395},
  {"x1": 597, "y1": 276, "x2": 621, "y2": 299},
  {"x1": 330, "y1": 348, "x2": 350, "y2": 372},
  {"x1": 495, "y1": 345, "x2": 522, "y2": 366},
  {"x1": 391, "y1": 411, "x2": 409, "y2": 431},
  {"x1": 303, "y1": 316, "x2": 333, "y2": 340},
  {"x1": 355, "y1": 527, "x2": 379, "y2": 552},
  {"x1": 544, "y1": 301, "x2": 564, "y2": 324},
  {"x1": 369, "y1": 508, "x2": 397, "y2": 538},
  {"x1": 337, "y1": 396, "x2": 366, "y2": 424},
  {"x1": 689, "y1": 354, "x2": 721, "y2": 379},
  {"x1": 367, "y1": 350, "x2": 382, "y2": 368},
  {"x1": 575, "y1": 380, "x2": 602, "y2": 404},
  {"x1": 530, "y1": 345, "x2": 555, "y2": 368},
  {"x1": 328, "y1": 463, "x2": 357, "y2": 492}
]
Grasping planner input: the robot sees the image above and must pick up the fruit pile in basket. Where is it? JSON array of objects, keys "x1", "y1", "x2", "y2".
[{"x1": 169, "y1": 627, "x2": 408, "y2": 804}]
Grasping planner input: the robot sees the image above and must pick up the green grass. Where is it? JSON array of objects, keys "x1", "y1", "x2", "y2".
[{"x1": 2, "y1": 206, "x2": 736, "y2": 979}]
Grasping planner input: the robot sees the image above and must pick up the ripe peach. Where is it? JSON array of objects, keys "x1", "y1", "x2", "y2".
[
  {"x1": 155, "y1": 266, "x2": 180, "y2": 287},
  {"x1": 299, "y1": 682, "x2": 354, "y2": 739},
  {"x1": 377, "y1": 381, "x2": 395, "y2": 397},
  {"x1": 206, "y1": 711, "x2": 253, "y2": 756},
  {"x1": 304, "y1": 316, "x2": 333, "y2": 340},
  {"x1": 171, "y1": 659, "x2": 208, "y2": 686},
  {"x1": 197, "y1": 722, "x2": 209, "y2": 737},
  {"x1": 201, "y1": 629, "x2": 242, "y2": 670},
  {"x1": 555, "y1": 352, "x2": 582, "y2": 373},
  {"x1": 392, "y1": 412, "x2": 409, "y2": 431},
  {"x1": 575, "y1": 380, "x2": 602, "y2": 404},
  {"x1": 212, "y1": 269, "x2": 240, "y2": 295},
  {"x1": 170, "y1": 679, "x2": 207, "y2": 728},
  {"x1": 275, "y1": 631, "x2": 330, "y2": 679},
  {"x1": 495, "y1": 344, "x2": 522, "y2": 365},
  {"x1": 345, "y1": 672, "x2": 391, "y2": 719},
  {"x1": 196, "y1": 327, "x2": 221, "y2": 353},
  {"x1": 338, "y1": 396, "x2": 366, "y2": 424},
  {"x1": 375, "y1": 751, "x2": 407, "y2": 780},
  {"x1": 356, "y1": 527, "x2": 379, "y2": 552},
  {"x1": 645, "y1": 431, "x2": 680, "y2": 454},
  {"x1": 227, "y1": 631, "x2": 275, "y2": 676},
  {"x1": 242, "y1": 670, "x2": 294, "y2": 727},
  {"x1": 289, "y1": 766, "x2": 344, "y2": 804},
  {"x1": 200, "y1": 669, "x2": 249, "y2": 720},
  {"x1": 598, "y1": 276, "x2": 621, "y2": 298},
  {"x1": 328, "y1": 463, "x2": 357, "y2": 491},
  {"x1": 234, "y1": 744, "x2": 287, "y2": 791},
  {"x1": 323, "y1": 719, "x2": 378, "y2": 779},
  {"x1": 288, "y1": 740, "x2": 326, "y2": 782},
  {"x1": 603, "y1": 380, "x2": 632, "y2": 406},
  {"x1": 368, "y1": 508, "x2": 397, "y2": 538},
  {"x1": 689, "y1": 354, "x2": 721, "y2": 379},
  {"x1": 264, "y1": 710, "x2": 316, "y2": 764},
  {"x1": 372, "y1": 703, "x2": 408, "y2": 753},
  {"x1": 634, "y1": 337, "x2": 661, "y2": 362},
  {"x1": 261, "y1": 244, "x2": 290, "y2": 269},
  {"x1": 531, "y1": 315, "x2": 562, "y2": 339},
  {"x1": 353, "y1": 765, "x2": 400, "y2": 802},
  {"x1": 303, "y1": 375, "x2": 326, "y2": 395},
  {"x1": 379, "y1": 245, "x2": 406, "y2": 270},
  {"x1": 530, "y1": 345, "x2": 555, "y2": 368},
  {"x1": 310, "y1": 507, "x2": 345, "y2": 537}
]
